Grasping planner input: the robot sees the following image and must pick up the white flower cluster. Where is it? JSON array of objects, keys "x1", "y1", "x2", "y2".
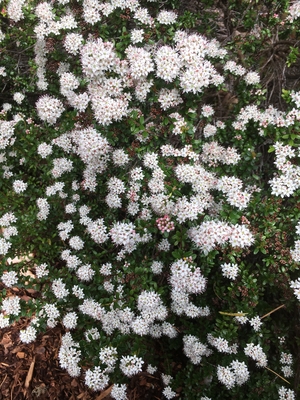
[
  {"x1": 59, "y1": 332, "x2": 81, "y2": 377},
  {"x1": 52, "y1": 278, "x2": 69, "y2": 299},
  {"x1": 244, "y1": 71, "x2": 260, "y2": 85},
  {"x1": 269, "y1": 142, "x2": 300, "y2": 198},
  {"x1": 278, "y1": 386, "x2": 295, "y2": 400},
  {"x1": 0, "y1": 212, "x2": 17, "y2": 244},
  {"x1": 111, "y1": 383, "x2": 127, "y2": 400},
  {"x1": 223, "y1": 60, "x2": 246, "y2": 76},
  {"x1": 64, "y1": 33, "x2": 84, "y2": 55},
  {"x1": 41, "y1": 303, "x2": 60, "y2": 328},
  {"x1": 162, "y1": 386, "x2": 176, "y2": 399},
  {"x1": 51, "y1": 157, "x2": 73, "y2": 178},
  {"x1": 158, "y1": 88, "x2": 183, "y2": 110},
  {"x1": 217, "y1": 176, "x2": 251, "y2": 210},
  {"x1": 183, "y1": 335, "x2": 212, "y2": 364},
  {"x1": 85, "y1": 366, "x2": 109, "y2": 391},
  {"x1": 131, "y1": 290, "x2": 168, "y2": 336},
  {"x1": 290, "y1": 90, "x2": 300, "y2": 108},
  {"x1": 249, "y1": 316, "x2": 263, "y2": 332},
  {"x1": 0, "y1": 237, "x2": 12, "y2": 256},
  {"x1": 84, "y1": 327, "x2": 100, "y2": 342},
  {"x1": 201, "y1": 141, "x2": 241, "y2": 166},
  {"x1": 156, "y1": 10, "x2": 177, "y2": 25},
  {"x1": 217, "y1": 360, "x2": 249, "y2": 389},
  {"x1": 287, "y1": 1, "x2": 300, "y2": 22},
  {"x1": 86, "y1": 218, "x2": 109, "y2": 244},
  {"x1": 63, "y1": 312, "x2": 78, "y2": 330},
  {"x1": 119, "y1": 354, "x2": 144, "y2": 377},
  {"x1": 280, "y1": 352, "x2": 293, "y2": 378},
  {"x1": 290, "y1": 220, "x2": 300, "y2": 263},
  {"x1": 1, "y1": 271, "x2": 18, "y2": 287},
  {"x1": 0, "y1": 314, "x2": 10, "y2": 328},
  {"x1": 220, "y1": 263, "x2": 239, "y2": 280},
  {"x1": 71, "y1": 127, "x2": 111, "y2": 191},
  {"x1": 37, "y1": 143, "x2": 53, "y2": 158},
  {"x1": 207, "y1": 334, "x2": 238, "y2": 354},
  {"x1": 110, "y1": 221, "x2": 136, "y2": 252},
  {"x1": 13, "y1": 92, "x2": 25, "y2": 104},
  {"x1": 170, "y1": 260, "x2": 210, "y2": 318},
  {"x1": 170, "y1": 258, "x2": 207, "y2": 295},
  {"x1": 35, "y1": 263, "x2": 49, "y2": 278},
  {"x1": 0, "y1": 120, "x2": 16, "y2": 150},
  {"x1": 188, "y1": 220, "x2": 254, "y2": 254},
  {"x1": 36, "y1": 198, "x2": 50, "y2": 220},
  {"x1": 1, "y1": 296, "x2": 21, "y2": 316},
  {"x1": 130, "y1": 28, "x2": 144, "y2": 44},
  {"x1": 244, "y1": 343, "x2": 267, "y2": 367},
  {"x1": 7, "y1": 0, "x2": 26, "y2": 22},
  {"x1": 20, "y1": 325, "x2": 37, "y2": 344},
  {"x1": 36, "y1": 95, "x2": 64, "y2": 125},
  {"x1": 13, "y1": 179, "x2": 27, "y2": 193}
]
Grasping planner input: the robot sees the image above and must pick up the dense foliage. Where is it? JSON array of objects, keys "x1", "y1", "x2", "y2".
[{"x1": 1, "y1": 0, "x2": 300, "y2": 399}]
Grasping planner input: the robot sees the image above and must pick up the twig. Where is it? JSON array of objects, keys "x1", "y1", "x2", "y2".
[
  {"x1": 264, "y1": 366, "x2": 290, "y2": 384},
  {"x1": 0, "y1": 374, "x2": 7, "y2": 389},
  {"x1": 260, "y1": 304, "x2": 285, "y2": 320}
]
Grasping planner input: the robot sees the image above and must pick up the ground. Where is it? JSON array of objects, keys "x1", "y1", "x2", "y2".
[{"x1": 0, "y1": 320, "x2": 164, "y2": 400}]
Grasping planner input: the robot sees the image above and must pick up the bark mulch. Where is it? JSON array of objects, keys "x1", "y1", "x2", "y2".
[{"x1": 0, "y1": 319, "x2": 164, "y2": 400}]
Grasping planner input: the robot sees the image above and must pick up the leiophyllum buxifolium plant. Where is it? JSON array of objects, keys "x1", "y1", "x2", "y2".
[{"x1": 1, "y1": 0, "x2": 300, "y2": 399}]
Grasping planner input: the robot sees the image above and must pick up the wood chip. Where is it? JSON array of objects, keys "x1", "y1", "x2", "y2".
[
  {"x1": 95, "y1": 385, "x2": 113, "y2": 400},
  {"x1": 76, "y1": 393, "x2": 87, "y2": 399},
  {"x1": 25, "y1": 357, "x2": 35, "y2": 389},
  {"x1": 16, "y1": 352, "x2": 26, "y2": 359}
]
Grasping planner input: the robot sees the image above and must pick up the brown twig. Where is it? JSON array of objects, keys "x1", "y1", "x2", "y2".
[
  {"x1": 260, "y1": 304, "x2": 285, "y2": 320},
  {"x1": 264, "y1": 366, "x2": 290, "y2": 384}
]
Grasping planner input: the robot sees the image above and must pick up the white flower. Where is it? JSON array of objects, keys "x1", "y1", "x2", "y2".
[
  {"x1": 36, "y1": 95, "x2": 64, "y2": 125},
  {"x1": 280, "y1": 352, "x2": 293, "y2": 365},
  {"x1": 0, "y1": 314, "x2": 10, "y2": 328},
  {"x1": 2, "y1": 296, "x2": 21, "y2": 316},
  {"x1": 147, "y1": 364, "x2": 157, "y2": 374},
  {"x1": 35, "y1": 263, "x2": 49, "y2": 278},
  {"x1": 111, "y1": 383, "x2": 127, "y2": 400},
  {"x1": 63, "y1": 312, "x2": 78, "y2": 329},
  {"x1": 69, "y1": 236, "x2": 84, "y2": 250},
  {"x1": 120, "y1": 355, "x2": 144, "y2": 377},
  {"x1": 244, "y1": 343, "x2": 267, "y2": 367},
  {"x1": 52, "y1": 278, "x2": 69, "y2": 299},
  {"x1": 244, "y1": 71, "x2": 260, "y2": 85},
  {"x1": 162, "y1": 386, "x2": 176, "y2": 399},
  {"x1": 37, "y1": 143, "x2": 53, "y2": 158},
  {"x1": 130, "y1": 29, "x2": 144, "y2": 44},
  {"x1": 281, "y1": 365, "x2": 293, "y2": 378},
  {"x1": 157, "y1": 10, "x2": 177, "y2": 25},
  {"x1": 278, "y1": 386, "x2": 295, "y2": 400},
  {"x1": 13, "y1": 180, "x2": 27, "y2": 193},
  {"x1": 221, "y1": 263, "x2": 239, "y2": 280},
  {"x1": 13, "y1": 92, "x2": 25, "y2": 104},
  {"x1": 20, "y1": 325, "x2": 37, "y2": 344},
  {"x1": 1, "y1": 271, "x2": 18, "y2": 287},
  {"x1": 84, "y1": 328, "x2": 100, "y2": 342},
  {"x1": 249, "y1": 316, "x2": 263, "y2": 331}
]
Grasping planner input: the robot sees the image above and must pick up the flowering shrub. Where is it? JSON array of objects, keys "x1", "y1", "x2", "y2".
[{"x1": 1, "y1": 0, "x2": 300, "y2": 399}]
